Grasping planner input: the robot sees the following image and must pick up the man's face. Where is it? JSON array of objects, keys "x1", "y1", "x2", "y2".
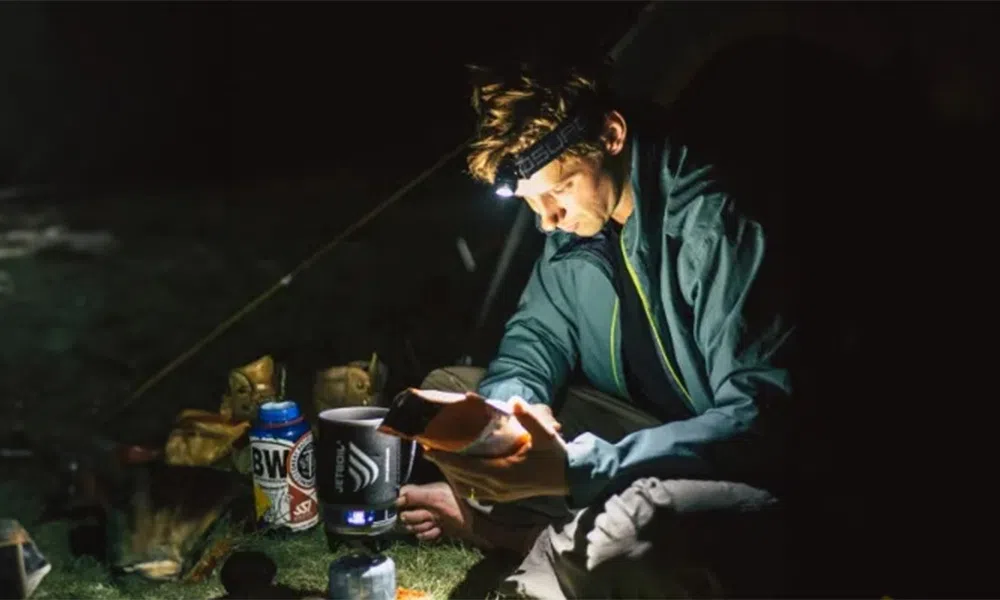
[{"x1": 512, "y1": 112, "x2": 628, "y2": 237}]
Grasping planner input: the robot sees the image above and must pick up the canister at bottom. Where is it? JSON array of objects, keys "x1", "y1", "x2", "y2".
[{"x1": 327, "y1": 553, "x2": 395, "y2": 600}]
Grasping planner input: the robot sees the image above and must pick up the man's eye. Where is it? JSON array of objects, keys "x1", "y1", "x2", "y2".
[{"x1": 552, "y1": 182, "x2": 570, "y2": 194}]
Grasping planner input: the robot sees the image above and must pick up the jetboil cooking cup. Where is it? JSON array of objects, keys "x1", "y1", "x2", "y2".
[{"x1": 315, "y1": 407, "x2": 416, "y2": 546}]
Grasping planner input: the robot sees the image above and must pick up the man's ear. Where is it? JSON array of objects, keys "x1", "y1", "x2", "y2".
[{"x1": 601, "y1": 110, "x2": 628, "y2": 156}]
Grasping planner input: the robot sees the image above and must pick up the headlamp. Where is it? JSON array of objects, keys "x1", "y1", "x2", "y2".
[
  {"x1": 491, "y1": 104, "x2": 601, "y2": 198},
  {"x1": 493, "y1": 157, "x2": 521, "y2": 198}
]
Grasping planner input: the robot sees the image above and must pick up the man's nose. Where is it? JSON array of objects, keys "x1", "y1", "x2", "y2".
[{"x1": 539, "y1": 195, "x2": 566, "y2": 232}]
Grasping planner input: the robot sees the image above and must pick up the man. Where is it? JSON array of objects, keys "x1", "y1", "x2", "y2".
[{"x1": 397, "y1": 63, "x2": 794, "y2": 598}]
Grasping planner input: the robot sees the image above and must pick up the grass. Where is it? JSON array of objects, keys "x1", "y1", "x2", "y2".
[{"x1": 1, "y1": 475, "x2": 487, "y2": 600}]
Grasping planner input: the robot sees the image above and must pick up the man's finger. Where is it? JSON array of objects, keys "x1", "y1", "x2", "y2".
[
  {"x1": 534, "y1": 404, "x2": 563, "y2": 432},
  {"x1": 405, "y1": 520, "x2": 438, "y2": 534},
  {"x1": 416, "y1": 527, "x2": 442, "y2": 542},
  {"x1": 511, "y1": 399, "x2": 558, "y2": 440},
  {"x1": 399, "y1": 508, "x2": 436, "y2": 526},
  {"x1": 508, "y1": 398, "x2": 561, "y2": 432},
  {"x1": 396, "y1": 485, "x2": 416, "y2": 507}
]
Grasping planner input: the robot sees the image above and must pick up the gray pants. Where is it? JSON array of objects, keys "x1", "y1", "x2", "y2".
[{"x1": 422, "y1": 367, "x2": 786, "y2": 599}]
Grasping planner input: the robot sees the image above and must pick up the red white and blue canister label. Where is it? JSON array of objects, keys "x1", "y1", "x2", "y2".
[{"x1": 250, "y1": 431, "x2": 318, "y2": 531}]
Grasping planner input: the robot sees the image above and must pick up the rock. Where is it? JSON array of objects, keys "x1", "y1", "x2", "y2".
[{"x1": 220, "y1": 551, "x2": 278, "y2": 597}]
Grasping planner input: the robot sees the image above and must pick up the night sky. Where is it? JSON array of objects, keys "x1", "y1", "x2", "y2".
[
  {"x1": 2, "y1": 2, "x2": 995, "y2": 190},
  {"x1": 1, "y1": 2, "x2": 647, "y2": 186}
]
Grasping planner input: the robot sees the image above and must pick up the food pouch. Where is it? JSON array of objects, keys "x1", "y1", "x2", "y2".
[{"x1": 376, "y1": 389, "x2": 529, "y2": 457}]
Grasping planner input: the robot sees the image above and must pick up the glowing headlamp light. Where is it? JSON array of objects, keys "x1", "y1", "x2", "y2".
[
  {"x1": 493, "y1": 157, "x2": 521, "y2": 198},
  {"x1": 490, "y1": 105, "x2": 600, "y2": 198}
]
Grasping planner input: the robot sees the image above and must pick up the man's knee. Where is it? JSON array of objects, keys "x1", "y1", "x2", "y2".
[
  {"x1": 507, "y1": 478, "x2": 785, "y2": 598},
  {"x1": 419, "y1": 366, "x2": 486, "y2": 393},
  {"x1": 595, "y1": 479, "x2": 784, "y2": 597}
]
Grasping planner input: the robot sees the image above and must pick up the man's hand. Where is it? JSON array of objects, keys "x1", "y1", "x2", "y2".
[
  {"x1": 424, "y1": 399, "x2": 569, "y2": 503},
  {"x1": 396, "y1": 481, "x2": 476, "y2": 543}
]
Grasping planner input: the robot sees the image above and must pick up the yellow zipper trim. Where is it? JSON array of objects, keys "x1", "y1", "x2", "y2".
[
  {"x1": 618, "y1": 231, "x2": 696, "y2": 409},
  {"x1": 610, "y1": 297, "x2": 625, "y2": 395}
]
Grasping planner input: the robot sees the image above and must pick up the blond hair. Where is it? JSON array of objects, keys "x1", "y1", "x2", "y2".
[{"x1": 466, "y1": 63, "x2": 608, "y2": 185}]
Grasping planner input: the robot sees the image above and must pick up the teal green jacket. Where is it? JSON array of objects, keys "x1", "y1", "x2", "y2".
[{"x1": 477, "y1": 129, "x2": 794, "y2": 507}]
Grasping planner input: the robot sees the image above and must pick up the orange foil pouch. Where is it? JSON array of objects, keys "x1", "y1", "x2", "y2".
[{"x1": 377, "y1": 389, "x2": 529, "y2": 457}]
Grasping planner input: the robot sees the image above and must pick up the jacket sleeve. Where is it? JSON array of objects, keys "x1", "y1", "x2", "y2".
[
  {"x1": 476, "y1": 237, "x2": 580, "y2": 407},
  {"x1": 565, "y1": 188, "x2": 794, "y2": 507}
]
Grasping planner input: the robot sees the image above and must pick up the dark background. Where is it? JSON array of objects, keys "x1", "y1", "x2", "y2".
[
  {"x1": 0, "y1": 2, "x2": 646, "y2": 186},
  {"x1": 0, "y1": 1, "x2": 650, "y2": 424},
  {"x1": 1, "y1": 2, "x2": 996, "y2": 597}
]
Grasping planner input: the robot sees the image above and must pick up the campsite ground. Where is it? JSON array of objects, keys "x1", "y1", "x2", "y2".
[{"x1": 1, "y1": 466, "x2": 486, "y2": 599}]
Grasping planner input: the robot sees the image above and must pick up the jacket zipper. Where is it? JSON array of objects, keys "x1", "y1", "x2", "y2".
[
  {"x1": 618, "y1": 232, "x2": 696, "y2": 411},
  {"x1": 609, "y1": 298, "x2": 625, "y2": 395},
  {"x1": 553, "y1": 244, "x2": 627, "y2": 396}
]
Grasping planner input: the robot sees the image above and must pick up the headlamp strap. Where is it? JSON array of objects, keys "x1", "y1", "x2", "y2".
[{"x1": 510, "y1": 102, "x2": 602, "y2": 180}]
